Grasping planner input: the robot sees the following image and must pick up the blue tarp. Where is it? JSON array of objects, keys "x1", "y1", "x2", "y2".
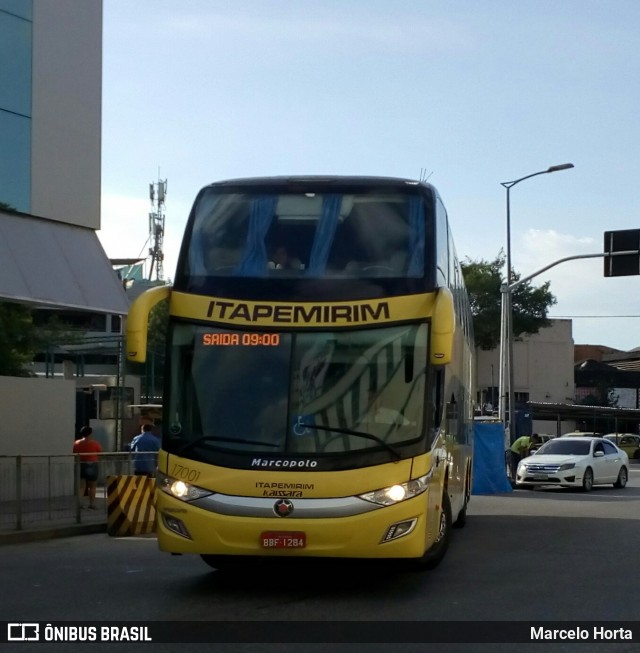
[{"x1": 472, "y1": 422, "x2": 512, "y2": 494}]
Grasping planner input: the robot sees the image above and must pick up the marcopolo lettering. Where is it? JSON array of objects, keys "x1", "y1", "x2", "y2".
[
  {"x1": 252, "y1": 458, "x2": 318, "y2": 468},
  {"x1": 206, "y1": 300, "x2": 390, "y2": 324}
]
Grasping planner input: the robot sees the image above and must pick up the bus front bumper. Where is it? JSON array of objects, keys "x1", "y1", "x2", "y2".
[{"x1": 156, "y1": 491, "x2": 433, "y2": 559}]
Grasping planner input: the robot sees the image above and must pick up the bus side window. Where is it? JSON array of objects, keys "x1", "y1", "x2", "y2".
[{"x1": 446, "y1": 393, "x2": 459, "y2": 441}]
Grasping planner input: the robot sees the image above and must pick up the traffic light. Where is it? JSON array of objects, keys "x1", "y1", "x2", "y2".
[{"x1": 603, "y1": 229, "x2": 640, "y2": 277}]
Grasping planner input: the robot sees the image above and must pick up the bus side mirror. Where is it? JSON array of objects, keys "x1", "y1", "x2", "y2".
[
  {"x1": 430, "y1": 288, "x2": 455, "y2": 365},
  {"x1": 126, "y1": 285, "x2": 172, "y2": 363}
]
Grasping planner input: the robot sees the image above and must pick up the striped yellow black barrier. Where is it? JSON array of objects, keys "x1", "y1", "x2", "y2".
[{"x1": 107, "y1": 475, "x2": 157, "y2": 537}]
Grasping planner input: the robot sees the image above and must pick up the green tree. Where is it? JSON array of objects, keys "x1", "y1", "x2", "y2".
[
  {"x1": 461, "y1": 254, "x2": 557, "y2": 350},
  {"x1": 0, "y1": 302, "x2": 85, "y2": 377},
  {"x1": 0, "y1": 302, "x2": 38, "y2": 376}
]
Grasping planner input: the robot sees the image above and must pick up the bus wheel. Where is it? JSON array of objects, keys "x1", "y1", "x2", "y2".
[
  {"x1": 453, "y1": 494, "x2": 467, "y2": 528},
  {"x1": 453, "y1": 475, "x2": 470, "y2": 529},
  {"x1": 417, "y1": 491, "x2": 452, "y2": 569}
]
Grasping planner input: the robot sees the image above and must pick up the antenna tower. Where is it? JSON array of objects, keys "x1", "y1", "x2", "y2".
[{"x1": 148, "y1": 177, "x2": 167, "y2": 281}]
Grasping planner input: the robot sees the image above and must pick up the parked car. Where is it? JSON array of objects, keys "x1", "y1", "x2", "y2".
[
  {"x1": 560, "y1": 431, "x2": 600, "y2": 437},
  {"x1": 603, "y1": 434, "x2": 640, "y2": 460},
  {"x1": 515, "y1": 436, "x2": 629, "y2": 491}
]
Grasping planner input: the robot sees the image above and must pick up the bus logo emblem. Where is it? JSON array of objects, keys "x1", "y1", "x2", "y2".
[{"x1": 274, "y1": 499, "x2": 294, "y2": 517}]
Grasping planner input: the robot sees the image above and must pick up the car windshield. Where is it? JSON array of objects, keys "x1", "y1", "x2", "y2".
[{"x1": 535, "y1": 439, "x2": 591, "y2": 456}]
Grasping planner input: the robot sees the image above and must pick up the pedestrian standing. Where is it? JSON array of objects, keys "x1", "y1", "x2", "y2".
[
  {"x1": 129, "y1": 424, "x2": 160, "y2": 477},
  {"x1": 73, "y1": 426, "x2": 102, "y2": 509}
]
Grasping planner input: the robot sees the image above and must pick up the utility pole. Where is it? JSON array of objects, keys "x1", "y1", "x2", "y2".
[
  {"x1": 499, "y1": 163, "x2": 574, "y2": 440},
  {"x1": 148, "y1": 177, "x2": 167, "y2": 281}
]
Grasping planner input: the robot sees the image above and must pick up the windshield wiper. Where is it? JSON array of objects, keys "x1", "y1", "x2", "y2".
[
  {"x1": 176, "y1": 435, "x2": 279, "y2": 456},
  {"x1": 299, "y1": 423, "x2": 401, "y2": 460}
]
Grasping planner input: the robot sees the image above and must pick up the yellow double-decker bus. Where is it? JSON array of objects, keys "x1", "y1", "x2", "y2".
[{"x1": 127, "y1": 176, "x2": 475, "y2": 570}]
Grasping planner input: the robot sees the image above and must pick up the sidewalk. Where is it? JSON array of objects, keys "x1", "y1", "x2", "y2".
[
  {"x1": 0, "y1": 520, "x2": 107, "y2": 545},
  {"x1": 0, "y1": 477, "x2": 158, "y2": 545},
  {"x1": 0, "y1": 492, "x2": 108, "y2": 546}
]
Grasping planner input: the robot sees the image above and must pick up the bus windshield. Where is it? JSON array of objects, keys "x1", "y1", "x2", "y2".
[
  {"x1": 184, "y1": 186, "x2": 426, "y2": 279},
  {"x1": 166, "y1": 322, "x2": 428, "y2": 459}
]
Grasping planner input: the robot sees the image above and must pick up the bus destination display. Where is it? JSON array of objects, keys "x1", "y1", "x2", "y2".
[{"x1": 202, "y1": 333, "x2": 281, "y2": 347}]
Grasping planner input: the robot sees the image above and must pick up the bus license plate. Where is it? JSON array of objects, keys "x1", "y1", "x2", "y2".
[{"x1": 261, "y1": 532, "x2": 306, "y2": 549}]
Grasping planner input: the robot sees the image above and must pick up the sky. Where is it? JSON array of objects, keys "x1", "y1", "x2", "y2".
[{"x1": 98, "y1": 0, "x2": 640, "y2": 351}]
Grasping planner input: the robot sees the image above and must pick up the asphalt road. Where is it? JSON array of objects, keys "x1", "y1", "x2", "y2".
[{"x1": 2, "y1": 466, "x2": 639, "y2": 653}]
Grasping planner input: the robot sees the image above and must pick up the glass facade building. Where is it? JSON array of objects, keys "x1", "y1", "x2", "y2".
[
  {"x1": 0, "y1": 0, "x2": 32, "y2": 212},
  {"x1": 0, "y1": 0, "x2": 103, "y2": 228},
  {"x1": 0, "y1": 0, "x2": 128, "y2": 315}
]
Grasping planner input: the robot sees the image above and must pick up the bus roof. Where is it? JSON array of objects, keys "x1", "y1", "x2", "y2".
[{"x1": 202, "y1": 175, "x2": 435, "y2": 190}]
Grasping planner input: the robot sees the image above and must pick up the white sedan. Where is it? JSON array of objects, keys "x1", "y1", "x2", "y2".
[{"x1": 516, "y1": 436, "x2": 629, "y2": 491}]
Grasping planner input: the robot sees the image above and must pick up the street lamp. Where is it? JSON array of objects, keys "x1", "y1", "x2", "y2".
[{"x1": 498, "y1": 163, "x2": 574, "y2": 443}]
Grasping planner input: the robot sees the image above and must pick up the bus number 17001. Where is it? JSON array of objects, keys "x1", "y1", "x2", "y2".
[{"x1": 171, "y1": 464, "x2": 201, "y2": 483}]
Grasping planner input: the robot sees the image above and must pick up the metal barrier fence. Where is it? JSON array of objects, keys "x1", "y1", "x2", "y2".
[{"x1": 0, "y1": 453, "x2": 136, "y2": 532}]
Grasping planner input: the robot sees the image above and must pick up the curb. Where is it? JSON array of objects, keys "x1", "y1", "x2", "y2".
[{"x1": 0, "y1": 522, "x2": 107, "y2": 546}]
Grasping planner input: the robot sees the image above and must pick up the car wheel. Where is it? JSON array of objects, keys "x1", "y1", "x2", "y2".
[
  {"x1": 581, "y1": 467, "x2": 594, "y2": 492},
  {"x1": 417, "y1": 490, "x2": 452, "y2": 569},
  {"x1": 614, "y1": 466, "x2": 628, "y2": 488}
]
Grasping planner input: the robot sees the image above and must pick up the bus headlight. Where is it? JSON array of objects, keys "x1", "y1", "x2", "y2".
[
  {"x1": 158, "y1": 474, "x2": 213, "y2": 502},
  {"x1": 358, "y1": 473, "x2": 430, "y2": 506}
]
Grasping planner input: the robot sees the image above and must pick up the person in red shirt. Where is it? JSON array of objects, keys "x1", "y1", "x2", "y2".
[{"x1": 73, "y1": 426, "x2": 102, "y2": 509}]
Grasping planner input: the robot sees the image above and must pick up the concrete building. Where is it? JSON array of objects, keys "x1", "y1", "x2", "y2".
[
  {"x1": 476, "y1": 319, "x2": 576, "y2": 435},
  {"x1": 0, "y1": 0, "x2": 128, "y2": 454}
]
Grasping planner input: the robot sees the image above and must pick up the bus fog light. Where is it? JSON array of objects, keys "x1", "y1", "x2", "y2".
[
  {"x1": 162, "y1": 514, "x2": 192, "y2": 539},
  {"x1": 382, "y1": 518, "x2": 417, "y2": 542}
]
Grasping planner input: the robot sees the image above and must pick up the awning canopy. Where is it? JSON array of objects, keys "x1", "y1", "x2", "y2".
[
  {"x1": 528, "y1": 401, "x2": 640, "y2": 421},
  {"x1": 0, "y1": 210, "x2": 130, "y2": 315},
  {"x1": 109, "y1": 258, "x2": 145, "y2": 266}
]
